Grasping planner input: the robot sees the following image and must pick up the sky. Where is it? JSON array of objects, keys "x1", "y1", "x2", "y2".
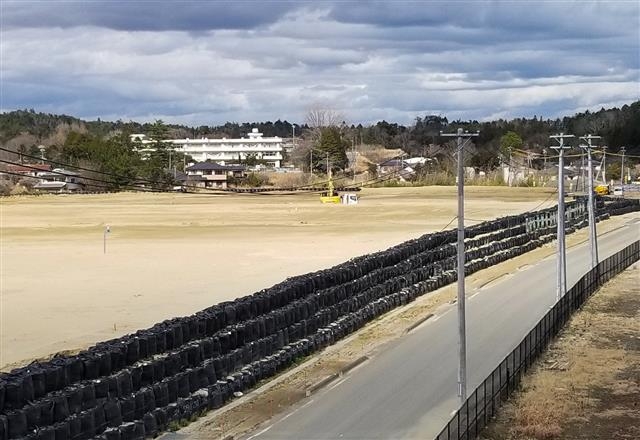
[{"x1": 1, "y1": 1, "x2": 639, "y2": 126}]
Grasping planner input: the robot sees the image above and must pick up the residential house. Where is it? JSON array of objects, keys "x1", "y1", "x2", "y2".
[
  {"x1": 185, "y1": 162, "x2": 246, "y2": 189},
  {"x1": 33, "y1": 168, "x2": 84, "y2": 192},
  {"x1": 5, "y1": 163, "x2": 52, "y2": 177},
  {"x1": 379, "y1": 159, "x2": 415, "y2": 181}
]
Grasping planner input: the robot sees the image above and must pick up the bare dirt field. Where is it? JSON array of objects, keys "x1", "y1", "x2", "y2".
[
  {"x1": 1, "y1": 186, "x2": 555, "y2": 369},
  {"x1": 481, "y1": 263, "x2": 640, "y2": 440}
]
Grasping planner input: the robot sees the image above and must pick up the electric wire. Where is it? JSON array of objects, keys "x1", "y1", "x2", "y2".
[
  {"x1": 0, "y1": 159, "x2": 175, "y2": 193},
  {"x1": 1, "y1": 146, "x2": 361, "y2": 194},
  {"x1": 0, "y1": 146, "x2": 162, "y2": 187}
]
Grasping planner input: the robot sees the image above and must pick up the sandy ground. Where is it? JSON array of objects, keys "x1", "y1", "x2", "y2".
[
  {"x1": 0, "y1": 186, "x2": 555, "y2": 369},
  {"x1": 481, "y1": 263, "x2": 640, "y2": 440}
]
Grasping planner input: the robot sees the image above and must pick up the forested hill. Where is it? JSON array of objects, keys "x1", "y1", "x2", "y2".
[
  {"x1": 360, "y1": 101, "x2": 639, "y2": 157},
  {"x1": 1, "y1": 102, "x2": 638, "y2": 157},
  {"x1": 0, "y1": 110, "x2": 303, "y2": 146}
]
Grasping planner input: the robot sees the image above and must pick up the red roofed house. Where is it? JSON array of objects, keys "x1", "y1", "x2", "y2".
[{"x1": 6, "y1": 163, "x2": 52, "y2": 177}]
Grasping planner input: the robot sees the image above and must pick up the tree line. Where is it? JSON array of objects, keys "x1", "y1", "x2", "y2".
[{"x1": 0, "y1": 102, "x2": 637, "y2": 188}]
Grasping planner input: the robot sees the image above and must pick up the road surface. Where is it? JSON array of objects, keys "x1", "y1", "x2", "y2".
[{"x1": 244, "y1": 216, "x2": 640, "y2": 440}]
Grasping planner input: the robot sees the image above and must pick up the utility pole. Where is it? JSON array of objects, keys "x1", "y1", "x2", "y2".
[
  {"x1": 579, "y1": 135, "x2": 600, "y2": 269},
  {"x1": 352, "y1": 138, "x2": 356, "y2": 184},
  {"x1": 550, "y1": 133, "x2": 574, "y2": 300},
  {"x1": 602, "y1": 146, "x2": 607, "y2": 183},
  {"x1": 580, "y1": 150, "x2": 586, "y2": 193},
  {"x1": 508, "y1": 147, "x2": 513, "y2": 187},
  {"x1": 310, "y1": 150, "x2": 313, "y2": 177},
  {"x1": 326, "y1": 152, "x2": 330, "y2": 177},
  {"x1": 292, "y1": 125, "x2": 296, "y2": 150},
  {"x1": 440, "y1": 128, "x2": 479, "y2": 404},
  {"x1": 543, "y1": 148, "x2": 547, "y2": 185},
  {"x1": 620, "y1": 146, "x2": 626, "y2": 185}
]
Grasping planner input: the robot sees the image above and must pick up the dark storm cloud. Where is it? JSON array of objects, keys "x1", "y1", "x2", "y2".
[
  {"x1": 328, "y1": 1, "x2": 635, "y2": 37},
  {"x1": 1, "y1": 1, "x2": 300, "y2": 31},
  {"x1": 1, "y1": 1, "x2": 638, "y2": 125}
]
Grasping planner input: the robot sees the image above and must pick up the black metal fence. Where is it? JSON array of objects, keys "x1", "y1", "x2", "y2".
[{"x1": 435, "y1": 240, "x2": 640, "y2": 440}]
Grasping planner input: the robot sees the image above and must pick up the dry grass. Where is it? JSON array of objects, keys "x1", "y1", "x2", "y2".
[
  {"x1": 482, "y1": 265, "x2": 640, "y2": 440},
  {"x1": 261, "y1": 171, "x2": 312, "y2": 187}
]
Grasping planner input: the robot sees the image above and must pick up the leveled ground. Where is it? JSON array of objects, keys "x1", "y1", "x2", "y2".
[
  {"x1": 481, "y1": 263, "x2": 640, "y2": 440},
  {"x1": 1, "y1": 186, "x2": 554, "y2": 369}
]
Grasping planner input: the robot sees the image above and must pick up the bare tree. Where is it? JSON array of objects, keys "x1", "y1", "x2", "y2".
[
  {"x1": 305, "y1": 104, "x2": 345, "y2": 129},
  {"x1": 304, "y1": 104, "x2": 347, "y2": 153}
]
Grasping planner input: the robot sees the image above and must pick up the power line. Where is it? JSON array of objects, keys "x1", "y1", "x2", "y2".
[
  {"x1": 0, "y1": 146, "x2": 350, "y2": 194},
  {"x1": 0, "y1": 159, "x2": 174, "y2": 193},
  {"x1": 0, "y1": 146, "x2": 150, "y2": 185}
]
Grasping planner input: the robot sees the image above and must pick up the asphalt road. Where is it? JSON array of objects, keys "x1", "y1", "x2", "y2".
[{"x1": 244, "y1": 217, "x2": 640, "y2": 440}]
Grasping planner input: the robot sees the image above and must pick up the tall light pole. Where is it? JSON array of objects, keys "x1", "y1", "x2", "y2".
[
  {"x1": 440, "y1": 128, "x2": 479, "y2": 404},
  {"x1": 550, "y1": 133, "x2": 574, "y2": 300},
  {"x1": 579, "y1": 135, "x2": 600, "y2": 269}
]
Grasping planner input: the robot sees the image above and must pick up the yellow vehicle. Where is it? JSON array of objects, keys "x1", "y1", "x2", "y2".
[
  {"x1": 594, "y1": 184, "x2": 609, "y2": 196},
  {"x1": 320, "y1": 177, "x2": 340, "y2": 203}
]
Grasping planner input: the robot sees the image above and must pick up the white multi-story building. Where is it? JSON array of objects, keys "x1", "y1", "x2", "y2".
[{"x1": 131, "y1": 128, "x2": 284, "y2": 167}]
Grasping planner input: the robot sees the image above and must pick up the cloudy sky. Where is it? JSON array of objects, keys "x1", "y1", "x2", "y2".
[{"x1": 1, "y1": 1, "x2": 639, "y2": 126}]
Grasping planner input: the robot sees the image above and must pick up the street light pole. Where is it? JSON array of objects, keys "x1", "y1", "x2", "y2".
[
  {"x1": 579, "y1": 135, "x2": 600, "y2": 269},
  {"x1": 440, "y1": 128, "x2": 479, "y2": 404},
  {"x1": 550, "y1": 133, "x2": 574, "y2": 300}
]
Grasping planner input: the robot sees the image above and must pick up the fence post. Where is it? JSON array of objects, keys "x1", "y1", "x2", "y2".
[
  {"x1": 483, "y1": 379, "x2": 488, "y2": 426},
  {"x1": 466, "y1": 400, "x2": 470, "y2": 440},
  {"x1": 491, "y1": 370, "x2": 495, "y2": 418},
  {"x1": 475, "y1": 390, "x2": 478, "y2": 438},
  {"x1": 506, "y1": 365, "x2": 510, "y2": 397}
]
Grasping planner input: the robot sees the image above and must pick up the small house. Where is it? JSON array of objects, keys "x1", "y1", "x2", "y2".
[{"x1": 185, "y1": 162, "x2": 246, "y2": 188}]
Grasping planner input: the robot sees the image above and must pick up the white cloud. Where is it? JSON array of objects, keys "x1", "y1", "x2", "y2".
[{"x1": 1, "y1": 1, "x2": 638, "y2": 125}]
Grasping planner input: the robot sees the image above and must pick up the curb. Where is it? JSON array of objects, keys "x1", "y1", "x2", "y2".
[
  {"x1": 305, "y1": 373, "x2": 340, "y2": 397},
  {"x1": 339, "y1": 355, "x2": 369, "y2": 376},
  {"x1": 404, "y1": 313, "x2": 434, "y2": 334},
  {"x1": 305, "y1": 355, "x2": 370, "y2": 397}
]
